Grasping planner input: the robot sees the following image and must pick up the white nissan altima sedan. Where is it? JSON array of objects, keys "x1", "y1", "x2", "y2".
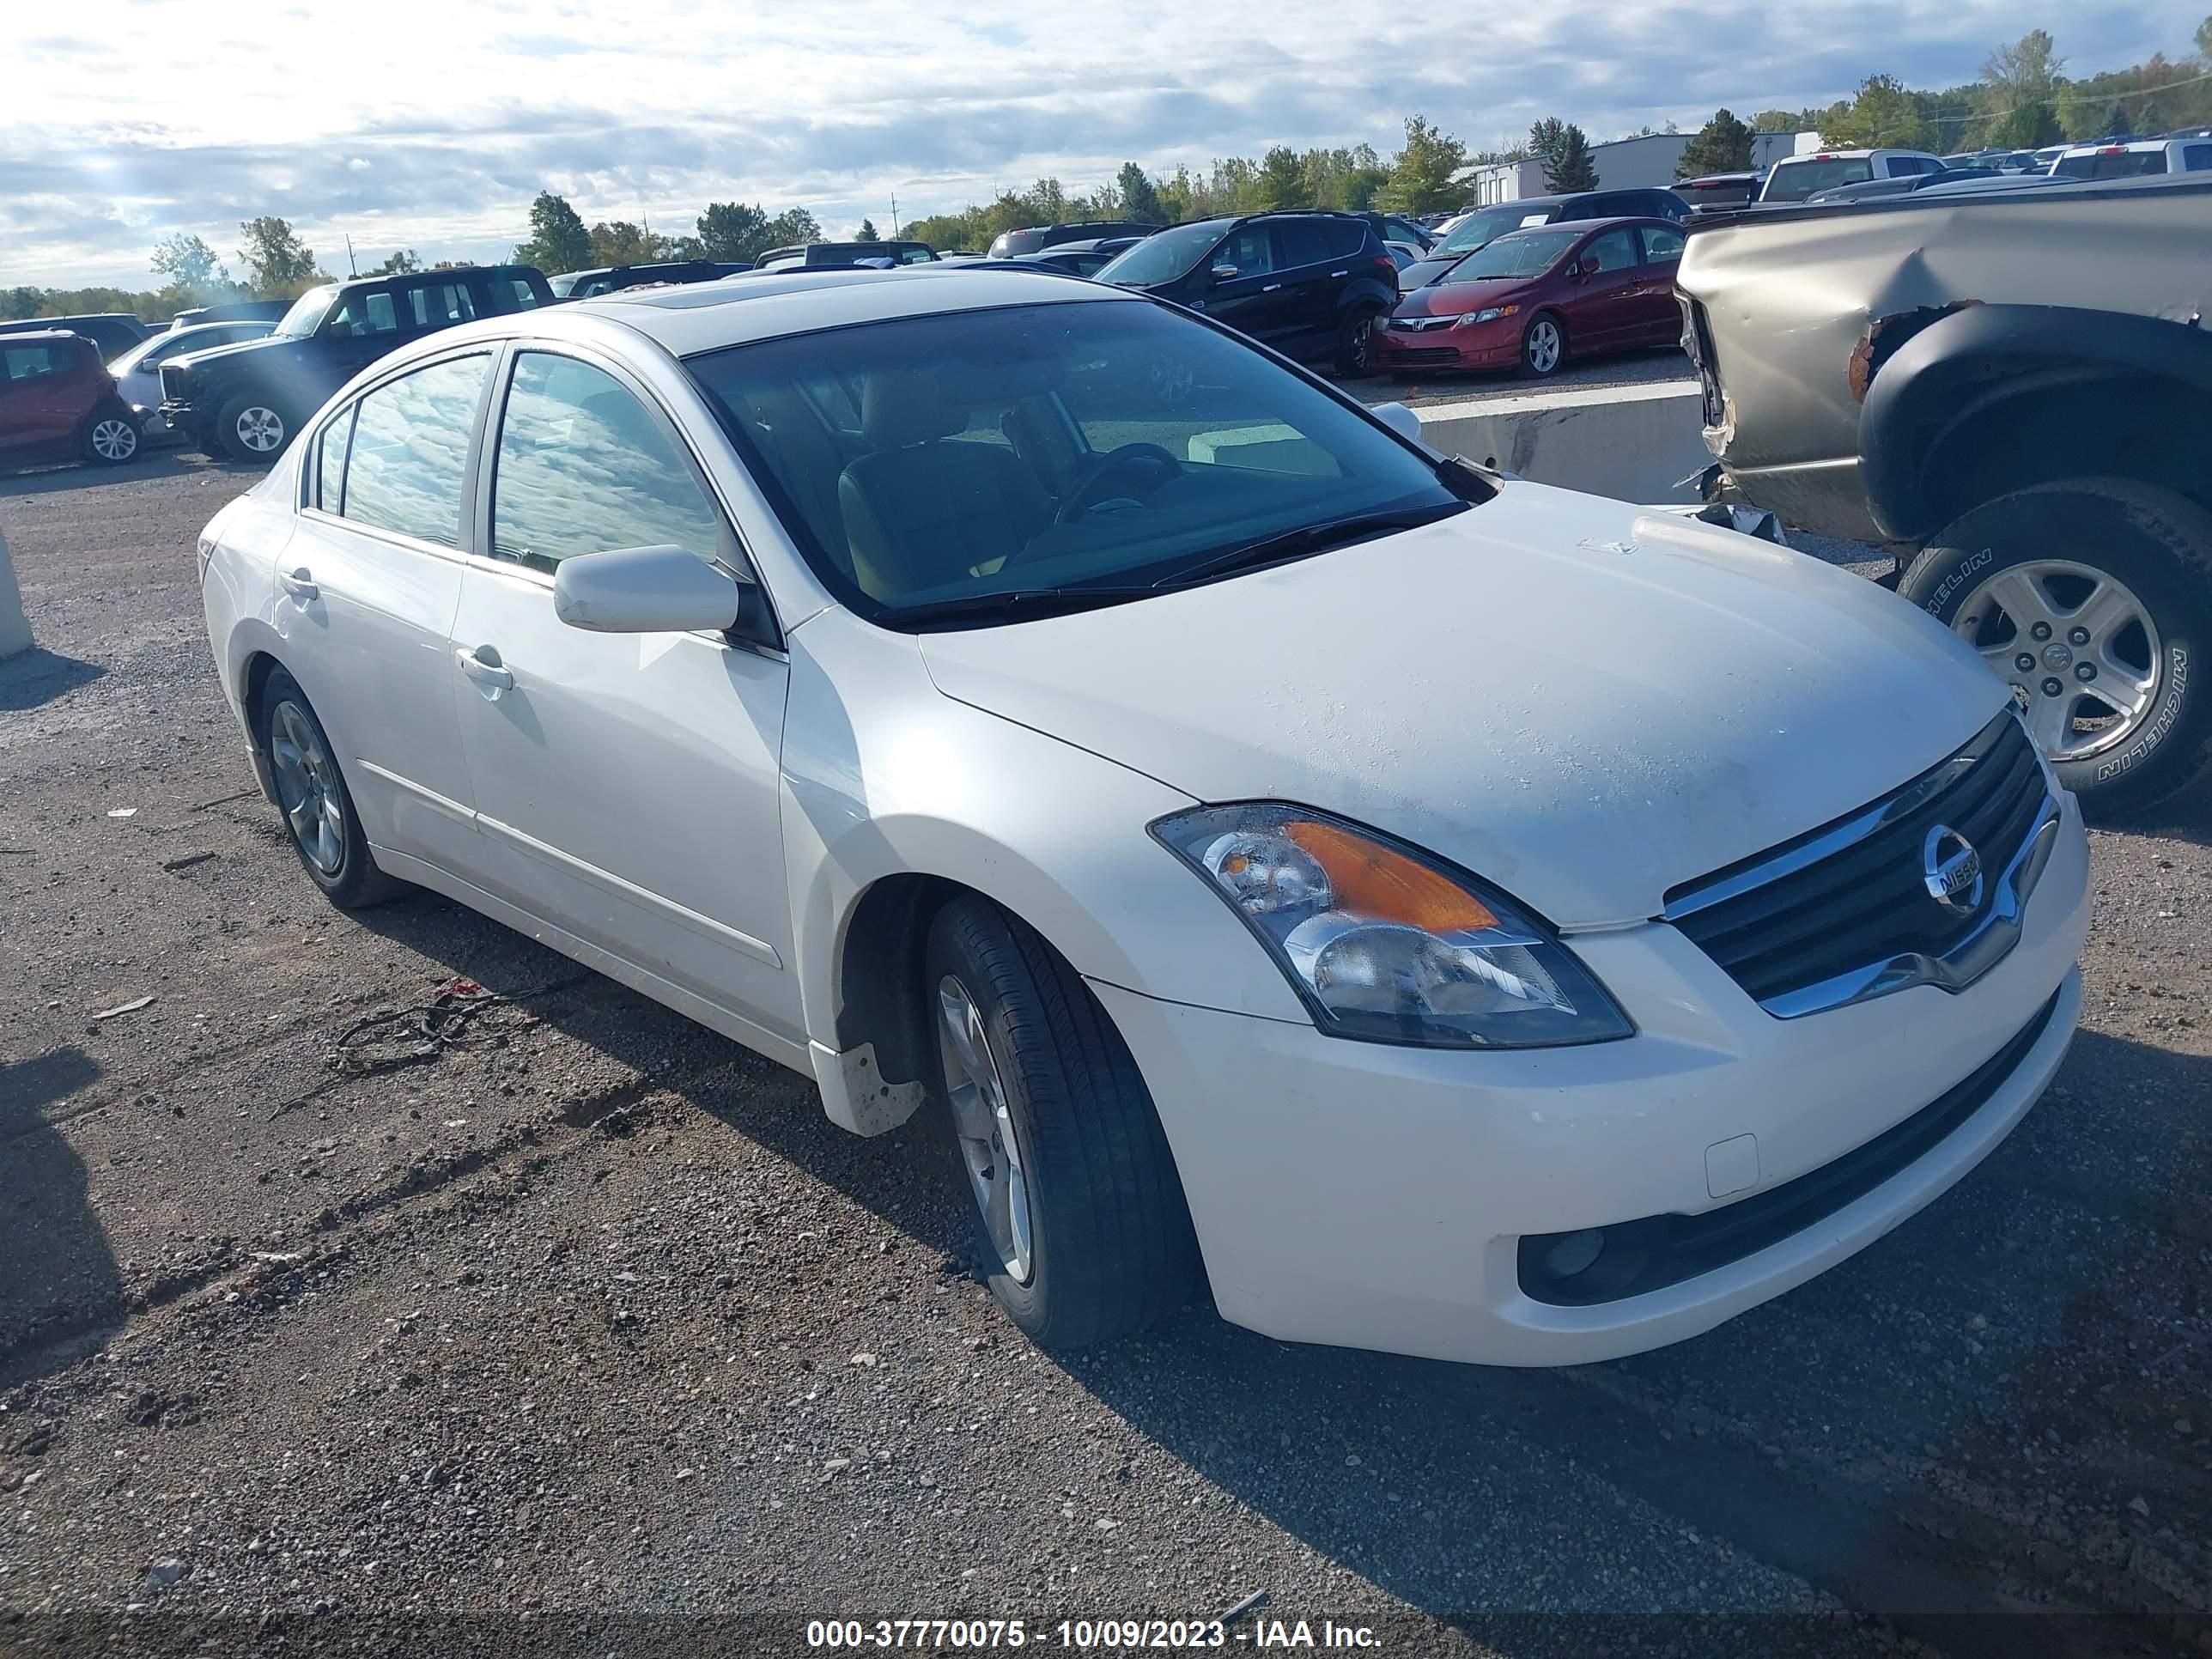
[{"x1": 197, "y1": 266, "x2": 2089, "y2": 1366}]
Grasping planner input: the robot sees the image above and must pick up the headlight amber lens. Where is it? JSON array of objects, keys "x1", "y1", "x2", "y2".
[{"x1": 1155, "y1": 804, "x2": 1633, "y2": 1049}]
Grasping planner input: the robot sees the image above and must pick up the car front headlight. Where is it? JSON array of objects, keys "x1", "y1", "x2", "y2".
[
  {"x1": 1450, "y1": 305, "x2": 1518, "y2": 327},
  {"x1": 1152, "y1": 804, "x2": 1632, "y2": 1049}
]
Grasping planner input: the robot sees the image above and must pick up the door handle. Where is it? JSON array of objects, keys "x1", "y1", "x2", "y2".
[
  {"x1": 277, "y1": 568, "x2": 319, "y2": 602},
  {"x1": 1261, "y1": 283, "x2": 1282, "y2": 293},
  {"x1": 1330, "y1": 270, "x2": 1349, "y2": 277},
  {"x1": 455, "y1": 646, "x2": 514, "y2": 691}
]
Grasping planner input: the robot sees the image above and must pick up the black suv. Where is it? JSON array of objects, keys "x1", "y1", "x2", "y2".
[
  {"x1": 1399, "y1": 188, "x2": 1690, "y2": 288},
  {"x1": 987, "y1": 220, "x2": 1158, "y2": 259},
  {"x1": 548, "y1": 260, "x2": 724, "y2": 299},
  {"x1": 0, "y1": 313, "x2": 151, "y2": 358},
  {"x1": 160, "y1": 265, "x2": 553, "y2": 460},
  {"x1": 1095, "y1": 210, "x2": 1401, "y2": 374}
]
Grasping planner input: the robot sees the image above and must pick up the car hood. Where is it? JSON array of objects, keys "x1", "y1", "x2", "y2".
[
  {"x1": 167, "y1": 335, "x2": 295, "y2": 376},
  {"x1": 1391, "y1": 277, "x2": 1538, "y2": 319},
  {"x1": 916, "y1": 483, "x2": 2009, "y2": 927}
]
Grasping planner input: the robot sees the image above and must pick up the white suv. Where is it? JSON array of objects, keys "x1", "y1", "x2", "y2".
[
  {"x1": 1759, "y1": 148, "x2": 1945, "y2": 202},
  {"x1": 2052, "y1": 137, "x2": 2212, "y2": 179},
  {"x1": 196, "y1": 266, "x2": 2088, "y2": 1367}
]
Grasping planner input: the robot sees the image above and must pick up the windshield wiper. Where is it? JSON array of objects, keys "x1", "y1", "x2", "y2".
[
  {"x1": 880, "y1": 585, "x2": 1158, "y2": 626},
  {"x1": 1154, "y1": 504, "x2": 1466, "y2": 589}
]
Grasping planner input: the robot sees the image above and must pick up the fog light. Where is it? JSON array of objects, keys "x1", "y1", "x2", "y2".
[{"x1": 1542, "y1": 1229, "x2": 1605, "y2": 1279}]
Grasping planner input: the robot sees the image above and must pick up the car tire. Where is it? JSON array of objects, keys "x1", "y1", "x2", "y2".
[
  {"x1": 1520, "y1": 313, "x2": 1566, "y2": 379},
  {"x1": 255, "y1": 669, "x2": 407, "y2": 908},
  {"x1": 1899, "y1": 478, "x2": 2212, "y2": 818},
  {"x1": 219, "y1": 393, "x2": 293, "y2": 463},
  {"x1": 925, "y1": 895, "x2": 1200, "y2": 1350},
  {"x1": 82, "y1": 405, "x2": 141, "y2": 465},
  {"x1": 1334, "y1": 304, "x2": 1384, "y2": 376}
]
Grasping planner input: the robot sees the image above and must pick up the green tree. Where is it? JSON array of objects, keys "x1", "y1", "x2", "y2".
[
  {"x1": 236, "y1": 216, "x2": 319, "y2": 296},
  {"x1": 1530, "y1": 119, "x2": 1598, "y2": 191},
  {"x1": 1376, "y1": 115, "x2": 1467, "y2": 214},
  {"x1": 1979, "y1": 30, "x2": 2065, "y2": 147},
  {"x1": 853, "y1": 218, "x2": 880, "y2": 242},
  {"x1": 763, "y1": 207, "x2": 822, "y2": 248},
  {"x1": 1253, "y1": 146, "x2": 1312, "y2": 210},
  {"x1": 514, "y1": 191, "x2": 591, "y2": 274},
  {"x1": 1676, "y1": 108, "x2": 1755, "y2": 176},
  {"x1": 1115, "y1": 161, "x2": 1164, "y2": 222},
  {"x1": 1751, "y1": 110, "x2": 1801, "y2": 131},
  {"x1": 1823, "y1": 76, "x2": 1936, "y2": 149},
  {"x1": 368, "y1": 249, "x2": 422, "y2": 276},
  {"x1": 150, "y1": 233, "x2": 226, "y2": 294},
  {"x1": 586, "y1": 221, "x2": 674, "y2": 264},
  {"x1": 696, "y1": 201, "x2": 769, "y2": 259}
]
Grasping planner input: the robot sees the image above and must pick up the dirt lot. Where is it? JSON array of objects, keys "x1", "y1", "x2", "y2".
[{"x1": 2, "y1": 454, "x2": 2208, "y2": 1658}]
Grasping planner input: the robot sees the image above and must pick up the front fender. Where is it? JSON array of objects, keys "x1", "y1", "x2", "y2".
[{"x1": 1861, "y1": 303, "x2": 2212, "y2": 541}]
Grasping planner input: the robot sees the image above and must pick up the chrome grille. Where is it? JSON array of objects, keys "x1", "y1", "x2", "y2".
[{"x1": 1665, "y1": 712, "x2": 2057, "y2": 1017}]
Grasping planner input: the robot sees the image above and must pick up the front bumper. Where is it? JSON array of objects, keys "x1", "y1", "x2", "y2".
[
  {"x1": 1369, "y1": 317, "x2": 1521, "y2": 372},
  {"x1": 1091, "y1": 792, "x2": 2088, "y2": 1366}
]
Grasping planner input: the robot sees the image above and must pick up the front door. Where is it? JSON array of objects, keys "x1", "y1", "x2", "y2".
[
  {"x1": 276, "y1": 350, "x2": 491, "y2": 875},
  {"x1": 1630, "y1": 223, "x2": 1688, "y2": 344},
  {"x1": 447, "y1": 347, "x2": 800, "y2": 1048},
  {"x1": 1195, "y1": 224, "x2": 1303, "y2": 347},
  {"x1": 1561, "y1": 227, "x2": 1646, "y2": 350}
]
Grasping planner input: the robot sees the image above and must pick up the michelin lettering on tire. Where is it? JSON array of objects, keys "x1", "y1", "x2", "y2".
[
  {"x1": 2097, "y1": 645, "x2": 2188, "y2": 782},
  {"x1": 1924, "y1": 545, "x2": 1994, "y2": 615}
]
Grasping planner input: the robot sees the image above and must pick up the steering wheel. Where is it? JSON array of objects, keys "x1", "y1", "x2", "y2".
[{"x1": 1050, "y1": 442, "x2": 1183, "y2": 527}]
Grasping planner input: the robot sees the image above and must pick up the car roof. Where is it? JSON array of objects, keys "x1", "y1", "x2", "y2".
[
  {"x1": 543, "y1": 265, "x2": 1137, "y2": 357},
  {"x1": 0, "y1": 329, "x2": 84, "y2": 343}
]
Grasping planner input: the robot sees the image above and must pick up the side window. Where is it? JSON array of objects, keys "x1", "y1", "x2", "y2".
[
  {"x1": 896, "y1": 247, "x2": 935, "y2": 265},
  {"x1": 2187, "y1": 145, "x2": 2212, "y2": 173},
  {"x1": 337, "y1": 355, "x2": 489, "y2": 548},
  {"x1": 1216, "y1": 227, "x2": 1274, "y2": 276},
  {"x1": 407, "y1": 284, "x2": 477, "y2": 329},
  {"x1": 1638, "y1": 225, "x2": 1686, "y2": 264},
  {"x1": 489, "y1": 352, "x2": 724, "y2": 574},
  {"x1": 3, "y1": 345, "x2": 63, "y2": 382},
  {"x1": 326, "y1": 291, "x2": 400, "y2": 339},
  {"x1": 1275, "y1": 220, "x2": 1331, "y2": 270},
  {"x1": 1323, "y1": 219, "x2": 1368, "y2": 258},
  {"x1": 315, "y1": 404, "x2": 355, "y2": 513},
  {"x1": 1584, "y1": 228, "x2": 1638, "y2": 272}
]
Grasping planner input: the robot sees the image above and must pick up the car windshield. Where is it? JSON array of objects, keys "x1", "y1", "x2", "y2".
[
  {"x1": 1437, "y1": 204, "x2": 1558, "y2": 253},
  {"x1": 1764, "y1": 159, "x2": 1875, "y2": 201},
  {"x1": 1095, "y1": 220, "x2": 1231, "y2": 287},
  {"x1": 1445, "y1": 227, "x2": 1581, "y2": 281},
  {"x1": 685, "y1": 298, "x2": 1470, "y2": 624},
  {"x1": 271, "y1": 286, "x2": 337, "y2": 338}
]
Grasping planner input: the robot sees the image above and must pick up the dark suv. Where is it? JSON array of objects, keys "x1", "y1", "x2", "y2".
[
  {"x1": 1399, "y1": 189, "x2": 1690, "y2": 288},
  {"x1": 987, "y1": 221, "x2": 1159, "y2": 259},
  {"x1": 548, "y1": 260, "x2": 725, "y2": 299},
  {"x1": 160, "y1": 265, "x2": 553, "y2": 460},
  {"x1": 0, "y1": 313, "x2": 151, "y2": 359},
  {"x1": 1094, "y1": 210, "x2": 1402, "y2": 374},
  {"x1": 1, "y1": 331, "x2": 144, "y2": 470}
]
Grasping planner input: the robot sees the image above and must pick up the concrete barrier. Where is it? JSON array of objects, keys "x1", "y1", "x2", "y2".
[
  {"x1": 1411, "y1": 380, "x2": 1708, "y2": 505},
  {"x1": 0, "y1": 521, "x2": 31, "y2": 660}
]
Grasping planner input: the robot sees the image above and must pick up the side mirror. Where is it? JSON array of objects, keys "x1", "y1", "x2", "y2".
[
  {"x1": 1575, "y1": 256, "x2": 1601, "y2": 279},
  {"x1": 1209, "y1": 264, "x2": 1239, "y2": 283},
  {"x1": 1369, "y1": 401, "x2": 1424, "y2": 444},
  {"x1": 553, "y1": 544, "x2": 748, "y2": 635}
]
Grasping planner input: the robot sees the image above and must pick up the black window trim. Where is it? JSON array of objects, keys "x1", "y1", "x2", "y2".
[{"x1": 468, "y1": 338, "x2": 782, "y2": 653}]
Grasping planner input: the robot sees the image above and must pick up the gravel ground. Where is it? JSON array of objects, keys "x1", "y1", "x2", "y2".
[{"x1": 2, "y1": 455, "x2": 2208, "y2": 1659}]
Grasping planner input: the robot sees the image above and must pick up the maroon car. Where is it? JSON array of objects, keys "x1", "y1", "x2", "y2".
[
  {"x1": 0, "y1": 330, "x2": 143, "y2": 469},
  {"x1": 1369, "y1": 216, "x2": 1686, "y2": 380}
]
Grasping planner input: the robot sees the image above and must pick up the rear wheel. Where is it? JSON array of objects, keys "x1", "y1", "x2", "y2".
[
  {"x1": 926, "y1": 896, "x2": 1200, "y2": 1349},
  {"x1": 1520, "y1": 313, "x2": 1566, "y2": 378},
  {"x1": 82, "y1": 407, "x2": 140, "y2": 465},
  {"x1": 1899, "y1": 478, "x2": 2212, "y2": 817},
  {"x1": 220, "y1": 393, "x2": 291, "y2": 462},
  {"x1": 256, "y1": 670, "x2": 405, "y2": 908},
  {"x1": 1334, "y1": 304, "x2": 1384, "y2": 375}
]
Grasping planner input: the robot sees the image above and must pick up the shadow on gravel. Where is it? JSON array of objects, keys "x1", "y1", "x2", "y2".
[
  {"x1": 0, "y1": 647, "x2": 106, "y2": 711},
  {"x1": 0, "y1": 452, "x2": 259, "y2": 497},
  {"x1": 0, "y1": 1045, "x2": 126, "y2": 1390}
]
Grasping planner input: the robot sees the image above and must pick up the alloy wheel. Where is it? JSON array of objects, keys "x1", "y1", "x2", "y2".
[
  {"x1": 89, "y1": 417, "x2": 138, "y2": 461},
  {"x1": 235, "y1": 405, "x2": 286, "y2": 453},
  {"x1": 1527, "y1": 319, "x2": 1562, "y2": 374},
  {"x1": 268, "y1": 699, "x2": 346, "y2": 876},
  {"x1": 936, "y1": 975, "x2": 1036, "y2": 1285},
  {"x1": 1952, "y1": 558, "x2": 2161, "y2": 762}
]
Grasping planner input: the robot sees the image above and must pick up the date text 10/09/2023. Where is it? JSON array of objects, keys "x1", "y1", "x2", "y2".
[{"x1": 805, "y1": 1619, "x2": 1383, "y2": 1649}]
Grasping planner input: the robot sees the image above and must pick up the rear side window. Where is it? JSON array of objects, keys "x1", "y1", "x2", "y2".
[
  {"x1": 407, "y1": 283, "x2": 477, "y2": 329},
  {"x1": 1584, "y1": 228, "x2": 1638, "y2": 272},
  {"x1": 316, "y1": 405, "x2": 356, "y2": 512},
  {"x1": 3, "y1": 344, "x2": 67, "y2": 382},
  {"x1": 488, "y1": 352, "x2": 723, "y2": 574},
  {"x1": 1275, "y1": 220, "x2": 1331, "y2": 268},
  {"x1": 2187, "y1": 145, "x2": 2212, "y2": 173},
  {"x1": 337, "y1": 355, "x2": 489, "y2": 548},
  {"x1": 1639, "y1": 224, "x2": 1686, "y2": 264},
  {"x1": 1323, "y1": 219, "x2": 1368, "y2": 258}
]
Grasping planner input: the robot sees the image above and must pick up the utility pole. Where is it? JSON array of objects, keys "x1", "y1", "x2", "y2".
[
  {"x1": 344, "y1": 234, "x2": 357, "y2": 276},
  {"x1": 890, "y1": 193, "x2": 901, "y2": 237}
]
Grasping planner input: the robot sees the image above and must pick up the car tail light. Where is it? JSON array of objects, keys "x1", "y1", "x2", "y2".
[
  {"x1": 2099, "y1": 146, "x2": 2126, "y2": 154},
  {"x1": 1374, "y1": 255, "x2": 1395, "y2": 275}
]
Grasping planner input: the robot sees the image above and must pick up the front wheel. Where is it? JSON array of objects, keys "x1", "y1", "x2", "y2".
[
  {"x1": 1899, "y1": 478, "x2": 2212, "y2": 817},
  {"x1": 220, "y1": 394, "x2": 291, "y2": 463},
  {"x1": 1334, "y1": 305, "x2": 1383, "y2": 375},
  {"x1": 926, "y1": 896, "x2": 1200, "y2": 1349},
  {"x1": 1520, "y1": 313, "x2": 1565, "y2": 378}
]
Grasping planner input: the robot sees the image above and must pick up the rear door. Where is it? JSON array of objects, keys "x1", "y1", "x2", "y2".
[
  {"x1": 1269, "y1": 219, "x2": 1340, "y2": 356},
  {"x1": 0, "y1": 343, "x2": 76, "y2": 459},
  {"x1": 275, "y1": 349, "x2": 492, "y2": 876},
  {"x1": 1629, "y1": 222, "x2": 1688, "y2": 343}
]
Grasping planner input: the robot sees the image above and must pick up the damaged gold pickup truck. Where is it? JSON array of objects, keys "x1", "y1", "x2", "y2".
[{"x1": 1676, "y1": 174, "x2": 2212, "y2": 815}]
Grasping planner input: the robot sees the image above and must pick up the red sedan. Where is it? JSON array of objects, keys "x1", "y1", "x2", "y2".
[{"x1": 1368, "y1": 216, "x2": 1686, "y2": 380}]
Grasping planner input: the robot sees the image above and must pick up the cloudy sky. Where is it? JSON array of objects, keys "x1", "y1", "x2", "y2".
[{"x1": 2, "y1": 0, "x2": 2184, "y2": 287}]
